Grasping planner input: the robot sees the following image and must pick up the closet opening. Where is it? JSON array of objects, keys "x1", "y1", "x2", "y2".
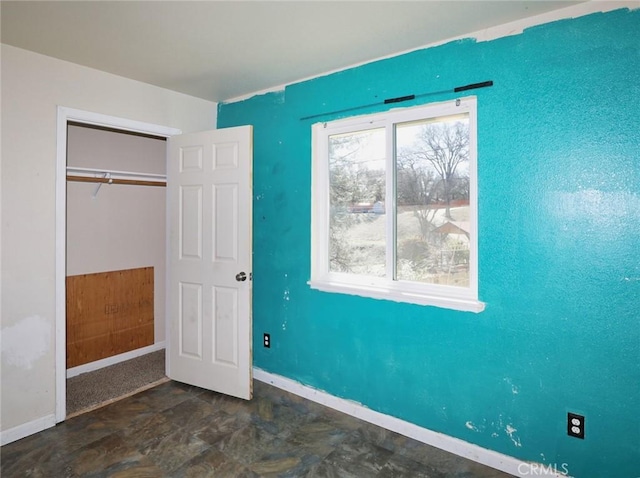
[{"x1": 64, "y1": 121, "x2": 168, "y2": 417}]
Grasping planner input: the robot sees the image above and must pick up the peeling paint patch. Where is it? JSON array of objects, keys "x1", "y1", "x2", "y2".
[
  {"x1": 504, "y1": 377, "x2": 520, "y2": 394},
  {"x1": 1, "y1": 315, "x2": 51, "y2": 369},
  {"x1": 465, "y1": 421, "x2": 479, "y2": 432},
  {"x1": 505, "y1": 424, "x2": 522, "y2": 447}
]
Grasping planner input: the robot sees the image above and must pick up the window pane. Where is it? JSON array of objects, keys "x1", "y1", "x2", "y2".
[
  {"x1": 395, "y1": 114, "x2": 470, "y2": 287},
  {"x1": 328, "y1": 128, "x2": 386, "y2": 277}
]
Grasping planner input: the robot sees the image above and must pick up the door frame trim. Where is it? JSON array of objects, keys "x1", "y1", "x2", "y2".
[{"x1": 55, "y1": 106, "x2": 180, "y2": 422}]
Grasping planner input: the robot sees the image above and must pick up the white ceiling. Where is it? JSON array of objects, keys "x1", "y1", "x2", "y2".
[{"x1": 1, "y1": 1, "x2": 583, "y2": 103}]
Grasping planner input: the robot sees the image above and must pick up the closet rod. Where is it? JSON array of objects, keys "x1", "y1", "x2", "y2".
[
  {"x1": 66, "y1": 175, "x2": 166, "y2": 187},
  {"x1": 66, "y1": 166, "x2": 166, "y2": 180}
]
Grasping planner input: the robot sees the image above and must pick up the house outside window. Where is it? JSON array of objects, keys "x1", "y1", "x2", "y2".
[{"x1": 310, "y1": 97, "x2": 484, "y2": 312}]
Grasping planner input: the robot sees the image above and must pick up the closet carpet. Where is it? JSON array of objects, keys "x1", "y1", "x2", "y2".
[{"x1": 66, "y1": 349, "x2": 167, "y2": 416}]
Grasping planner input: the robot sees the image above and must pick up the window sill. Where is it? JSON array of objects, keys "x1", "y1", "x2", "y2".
[{"x1": 308, "y1": 279, "x2": 485, "y2": 313}]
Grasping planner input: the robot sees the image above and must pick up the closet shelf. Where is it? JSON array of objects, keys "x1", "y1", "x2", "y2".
[{"x1": 66, "y1": 166, "x2": 166, "y2": 187}]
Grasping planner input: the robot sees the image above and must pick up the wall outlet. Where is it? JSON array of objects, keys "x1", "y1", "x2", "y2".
[
  {"x1": 263, "y1": 333, "x2": 271, "y2": 348},
  {"x1": 567, "y1": 413, "x2": 585, "y2": 439}
]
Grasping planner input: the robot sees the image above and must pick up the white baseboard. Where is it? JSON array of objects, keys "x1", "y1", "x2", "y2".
[
  {"x1": 253, "y1": 368, "x2": 567, "y2": 478},
  {"x1": 66, "y1": 342, "x2": 166, "y2": 378},
  {"x1": 2, "y1": 343, "x2": 167, "y2": 446},
  {"x1": 0, "y1": 414, "x2": 56, "y2": 446}
]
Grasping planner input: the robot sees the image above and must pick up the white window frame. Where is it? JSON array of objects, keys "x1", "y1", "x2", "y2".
[{"x1": 309, "y1": 97, "x2": 485, "y2": 313}]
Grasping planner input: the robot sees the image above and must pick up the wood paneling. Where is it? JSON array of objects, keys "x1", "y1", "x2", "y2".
[{"x1": 66, "y1": 267, "x2": 154, "y2": 368}]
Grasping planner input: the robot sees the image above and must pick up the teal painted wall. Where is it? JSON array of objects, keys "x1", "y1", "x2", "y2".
[{"x1": 218, "y1": 9, "x2": 640, "y2": 477}]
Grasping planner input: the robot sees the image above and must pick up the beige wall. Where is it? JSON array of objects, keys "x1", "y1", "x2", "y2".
[
  {"x1": 0, "y1": 44, "x2": 217, "y2": 435},
  {"x1": 66, "y1": 125, "x2": 167, "y2": 343}
]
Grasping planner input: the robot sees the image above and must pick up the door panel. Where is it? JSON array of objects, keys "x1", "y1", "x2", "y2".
[
  {"x1": 213, "y1": 286, "x2": 238, "y2": 365},
  {"x1": 168, "y1": 126, "x2": 252, "y2": 400},
  {"x1": 180, "y1": 186, "x2": 203, "y2": 259},
  {"x1": 179, "y1": 282, "x2": 202, "y2": 359}
]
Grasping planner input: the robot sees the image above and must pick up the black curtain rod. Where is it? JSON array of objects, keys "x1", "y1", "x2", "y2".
[{"x1": 299, "y1": 81, "x2": 493, "y2": 121}]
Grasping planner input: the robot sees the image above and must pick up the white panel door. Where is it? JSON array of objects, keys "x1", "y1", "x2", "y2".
[{"x1": 167, "y1": 126, "x2": 252, "y2": 400}]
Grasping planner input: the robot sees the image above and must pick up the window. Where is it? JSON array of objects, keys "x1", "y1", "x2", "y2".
[{"x1": 310, "y1": 97, "x2": 484, "y2": 312}]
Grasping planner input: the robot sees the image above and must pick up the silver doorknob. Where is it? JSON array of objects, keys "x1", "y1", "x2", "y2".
[{"x1": 235, "y1": 272, "x2": 247, "y2": 282}]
